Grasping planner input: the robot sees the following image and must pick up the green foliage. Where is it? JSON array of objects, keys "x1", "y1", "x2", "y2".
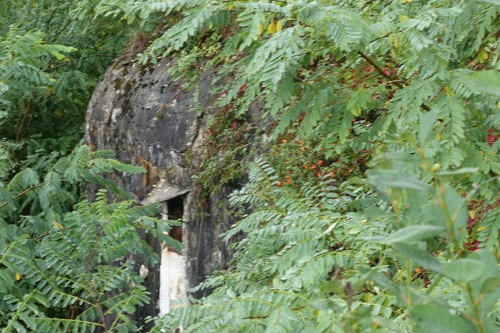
[
  {"x1": 0, "y1": 30, "x2": 75, "y2": 98},
  {"x1": 87, "y1": 0, "x2": 500, "y2": 332},
  {"x1": 156, "y1": 158, "x2": 393, "y2": 332},
  {"x1": 0, "y1": 0, "x2": 133, "y2": 157},
  {"x1": 158, "y1": 154, "x2": 500, "y2": 333},
  {"x1": 0, "y1": 1, "x2": 169, "y2": 330},
  {"x1": 1, "y1": 0, "x2": 499, "y2": 332},
  {"x1": 0, "y1": 146, "x2": 175, "y2": 332}
]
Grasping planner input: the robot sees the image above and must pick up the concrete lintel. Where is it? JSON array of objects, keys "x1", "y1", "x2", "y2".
[{"x1": 141, "y1": 182, "x2": 190, "y2": 205}]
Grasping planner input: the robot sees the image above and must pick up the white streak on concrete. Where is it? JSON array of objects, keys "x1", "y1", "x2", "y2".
[{"x1": 159, "y1": 247, "x2": 186, "y2": 315}]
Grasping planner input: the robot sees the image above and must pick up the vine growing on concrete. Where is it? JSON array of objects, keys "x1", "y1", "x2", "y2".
[{"x1": 91, "y1": 1, "x2": 500, "y2": 332}]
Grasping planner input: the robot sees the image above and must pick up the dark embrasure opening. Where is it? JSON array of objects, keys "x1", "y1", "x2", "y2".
[{"x1": 167, "y1": 196, "x2": 184, "y2": 244}]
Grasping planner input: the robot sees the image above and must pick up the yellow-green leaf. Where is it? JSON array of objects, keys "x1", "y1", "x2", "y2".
[
  {"x1": 276, "y1": 20, "x2": 283, "y2": 32},
  {"x1": 267, "y1": 21, "x2": 276, "y2": 34}
]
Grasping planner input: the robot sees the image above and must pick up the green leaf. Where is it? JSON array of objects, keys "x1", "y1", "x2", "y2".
[
  {"x1": 11, "y1": 320, "x2": 27, "y2": 333},
  {"x1": 437, "y1": 168, "x2": 479, "y2": 176},
  {"x1": 265, "y1": 306, "x2": 297, "y2": 333},
  {"x1": 320, "y1": 280, "x2": 344, "y2": 295},
  {"x1": 19, "y1": 313, "x2": 36, "y2": 330},
  {"x1": 32, "y1": 292, "x2": 50, "y2": 307},
  {"x1": 479, "y1": 0, "x2": 500, "y2": 5},
  {"x1": 480, "y1": 277, "x2": 500, "y2": 295},
  {"x1": 393, "y1": 243, "x2": 443, "y2": 273},
  {"x1": 418, "y1": 109, "x2": 440, "y2": 144},
  {"x1": 441, "y1": 185, "x2": 468, "y2": 240},
  {"x1": 443, "y1": 259, "x2": 485, "y2": 283},
  {"x1": 459, "y1": 70, "x2": 500, "y2": 96},
  {"x1": 410, "y1": 304, "x2": 478, "y2": 333},
  {"x1": 7, "y1": 168, "x2": 39, "y2": 192},
  {"x1": 346, "y1": 89, "x2": 371, "y2": 116},
  {"x1": 367, "y1": 170, "x2": 431, "y2": 192},
  {"x1": 384, "y1": 225, "x2": 445, "y2": 244}
]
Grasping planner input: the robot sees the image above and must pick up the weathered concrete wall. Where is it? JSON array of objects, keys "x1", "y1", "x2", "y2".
[
  {"x1": 85, "y1": 58, "x2": 207, "y2": 193},
  {"x1": 85, "y1": 57, "x2": 251, "y2": 329}
]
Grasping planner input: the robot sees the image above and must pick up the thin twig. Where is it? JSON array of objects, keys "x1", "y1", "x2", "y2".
[
  {"x1": 0, "y1": 183, "x2": 44, "y2": 210},
  {"x1": 357, "y1": 50, "x2": 431, "y2": 111},
  {"x1": 0, "y1": 110, "x2": 19, "y2": 127},
  {"x1": 357, "y1": 51, "x2": 404, "y2": 89},
  {"x1": 16, "y1": 101, "x2": 32, "y2": 141}
]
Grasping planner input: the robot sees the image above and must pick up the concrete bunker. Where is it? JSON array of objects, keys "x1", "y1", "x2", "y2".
[{"x1": 85, "y1": 57, "x2": 264, "y2": 324}]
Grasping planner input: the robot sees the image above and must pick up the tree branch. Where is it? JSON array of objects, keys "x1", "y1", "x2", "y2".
[{"x1": 0, "y1": 183, "x2": 44, "y2": 211}]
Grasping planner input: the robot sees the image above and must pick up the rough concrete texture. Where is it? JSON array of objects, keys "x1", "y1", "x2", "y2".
[{"x1": 85, "y1": 57, "x2": 251, "y2": 329}]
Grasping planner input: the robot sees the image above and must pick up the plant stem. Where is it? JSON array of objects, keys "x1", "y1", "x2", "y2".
[
  {"x1": 0, "y1": 183, "x2": 44, "y2": 210},
  {"x1": 436, "y1": 184, "x2": 461, "y2": 253},
  {"x1": 465, "y1": 283, "x2": 485, "y2": 333}
]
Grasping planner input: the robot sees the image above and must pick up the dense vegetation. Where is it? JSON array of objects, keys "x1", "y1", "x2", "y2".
[
  {"x1": 1, "y1": 0, "x2": 500, "y2": 332},
  {"x1": 0, "y1": 1, "x2": 174, "y2": 331}
]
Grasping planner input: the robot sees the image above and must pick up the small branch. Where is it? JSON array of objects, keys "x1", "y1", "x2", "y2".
[
  {"x1": 34, "y1": 231, "x2": 50, "y2": 241},
  {"x1": 357, "y1": 51, "x2": 431, "y2": 111},
  {"x1": 0, "y1": 110, "x2": 20, "y2": 127},
  {"x1": 0, "y1": 183, "x2": 44, "y2": 210},
  {"x1": 357, "y1": 51, "x2": 403, "y2": 89},
  {"x1": 243, "y1": 315, "x2": 268, "y2": 320},
  {"x1": 15, "y1": 101, "x2": 32, "y2": 141},
  {"x1": 48, "y1": 19, "x2": 73, "y2": 44}
]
